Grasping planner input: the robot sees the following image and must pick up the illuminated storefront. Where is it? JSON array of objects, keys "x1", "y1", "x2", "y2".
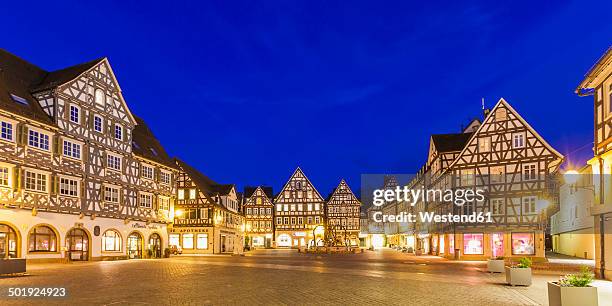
[
  {"x1": 491, "y1": 233, "x2": 504, "y2": 258},
  {"x1": 463, "y1": 233, "x2": 483, "y2": 255},
  {"x1": 511, "y1": 232, "x2": 535, "y2": 255}
]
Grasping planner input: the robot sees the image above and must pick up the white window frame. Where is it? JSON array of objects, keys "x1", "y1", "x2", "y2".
[
  {"x1": 139, "y1": 192, "x2": 153, "y2": 209},
  {"x1": 522, "y1": 196, "x2": 537, "y2": 215},
  {"x1": 25, "y1": 170, "x2": 48, "y2": 193},
  {"x1": 141, "y1": 164, "x2": 154, "y2": 180},
  {"x1": 158, "y1": 196, "x2": 170, "y2": 210},
  {"x1": 522, "y1": 163, "x2": 537, "y2": 181},
  {"x1": 93, "y1": 115, "x2": 104, "y2": 133},
  {"x1": 490, "y1": 199, "x2": 504, "y2": 216},
  {"x1": 0, "y1": 119, "x2": 15, "y2": 142},
  {"x1": 69, "y1": 104, "x2": 80, "y2": 124},
  {"x1": 0, "y1": 166, "x2": 10, "y2": 187},
  {"x1": 160, "y1": 170, "x2": 171, "y2": 185},
  {"x1": 114, "y1": 124, "x2": 123, "y2": 141},
  {"x1": 178, "y1": 189, "x2": 185, "y2": 200},
  {"x1": 106, "y1": 153, "x2": 122, "y2": 171},
  {"x1": 512, "y1": 133, "x2": 526, "y2": 149},
  {"x1": 478, "y1": 137, "x2": 491, "y2": 152},
  {"x1": 28, "y1": 127, "x2": 50, "y2": 151},
  {"x1": 59, "y1": 176, "x2": 79, "y2": 197},
  {"x1": 104, "y1": 185, "x2": 120, "y2": 204},
  {"x1": 63, "y1": 139, "x2": 82, "y2": 160}
]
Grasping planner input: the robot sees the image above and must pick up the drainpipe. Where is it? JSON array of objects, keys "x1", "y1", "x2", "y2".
[{"x1": 599, "y1": 157, "x2": 605, "y2": 279}]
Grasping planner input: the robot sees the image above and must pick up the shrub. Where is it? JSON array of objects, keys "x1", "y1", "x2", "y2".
[
  {"x1": 559, "y1": 266, "x2": 594, "y2": 287},
  {"x1": 516, "y1": 257, "x2": 532, "y2": 268},
  {"x1": 493, "y1": 256, "x2": 504, "y2": 260}
]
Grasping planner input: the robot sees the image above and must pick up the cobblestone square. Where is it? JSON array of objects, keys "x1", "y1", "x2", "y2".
[{"x1": 0, "y1": 249, "x2": 575, "y2": 306}]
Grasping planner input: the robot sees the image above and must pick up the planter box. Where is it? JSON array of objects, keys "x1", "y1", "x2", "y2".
[
  {"x1": 547, "y1": 282, "x2": 598, "y2": 306},
  {"x1": 487, "y1": 259, "x2": 505, "y2": 273},
  {"x1": 0, "y1": 259, "x2": 26, "y2": 275},
  {"x1": 505, "y1": 267, "x2": 531, "y2": 286}
]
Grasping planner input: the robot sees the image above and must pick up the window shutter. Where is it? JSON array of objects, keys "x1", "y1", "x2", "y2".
[
  {"x1": 80, "y1": 180, "x2": 85, "y2": 199},
  {"x1": 52, "y1": 136, "x2": 61, "y2": 156},
  {"x1": 89, "y1": 113, "x2": 95, "y2": 130},
  {"x1": 122, "y1": 126, "x2": 127, "y2": 142},
  {"x1": 50, "y1": 175, "x2": 57, "y2": 195},
  {"x1": 155, "y1": 168, "x2": 160, "y2": 183},
  {"x1": 64, "y1": 103, "x2": 70, "y2": 121},
  {"x1": 15, "y1": 124, "x2": 22, "y2": 146},
  {"x1": 21, "y1": 126, "x2": 28, "y2": 146},
  {"x1": 19, "y1": 169, "x2": 25, "y2": 190},
  {"x1": 13, "y1": 167, "x2": 20, "y2": 191},
  {"x1": 82, "y1": 144, "x2": 89, "y2": 164},
  {"x1": 102, "y1": 151, "x2": 107, "y2": 167},
  {"x1": 99, "y1": 184, "x2": 105, "y2": 202},
  {"x1": 119, "y1": 189, "x2": 123, "y2": 205}
]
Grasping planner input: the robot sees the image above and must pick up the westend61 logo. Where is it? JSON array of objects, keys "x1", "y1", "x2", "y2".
[{"x1": 370, "y1": 187, "x2": 493, "y2": 224}]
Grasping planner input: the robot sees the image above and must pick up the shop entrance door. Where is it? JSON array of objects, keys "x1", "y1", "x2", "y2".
[
  {"x1": 127, "y1": 233, "x2": 143, "y2": 259},
  {"x1": 220, "y1": 235, "x2": 227, "y2": 253},
  {"x1": 0, "y1": 224, "x2": 18, "y2": 258},
  {"x1": 66, "y1": 228, "x2": 89, "y2": 261},
  {"x1": 149, "y1": 234, "x2": 162, "y2": 258}
]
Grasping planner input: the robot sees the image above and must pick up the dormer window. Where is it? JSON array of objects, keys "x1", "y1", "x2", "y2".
[
  {"x1": 10, "y1": 94, "x2": 28, "y2": 105},
  {"x1": 94, "y1": 89, "x2": 105, "y2": 106},
  {"x1": 114, "y1": 124, "x2": 123, "y2": 141}
]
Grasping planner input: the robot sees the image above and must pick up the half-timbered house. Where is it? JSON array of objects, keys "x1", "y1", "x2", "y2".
[
  {"x1": 0, "y1": 49, "x2": 176, "y2": 261},
  {"x1": 243, "y1": 186, "x2": 274, "y2": 248},
  {"x1": 172, "y1": 159, "x2": 244, "y2": 254},
  {"x1": 576, "y1": 46, "x2": 612, "y2": 279},
  {"x1": 424, "y1": 98, "x2": 563, "y2": 260},
  {"x1": 325, "y1": 180, "x2": 361, "y2": 247},
  {"x1": 273, "y1": 167, "x2": 325, "y2": 248}
]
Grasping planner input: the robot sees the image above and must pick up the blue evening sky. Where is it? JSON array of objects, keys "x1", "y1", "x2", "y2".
[{"x1": 2, "y1": 1, "x2": 610, "y2": 196}]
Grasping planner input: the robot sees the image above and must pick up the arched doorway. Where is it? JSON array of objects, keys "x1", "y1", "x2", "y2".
[
  {"x1": 127, "y1": 232, "x2": 143, "y2": 259},
  {"x1": 148, "y1": 233, "x2": 162, "y2": 258},
  {"x1": 0, "y1": 223, "x2": 19, "y2": 258},
  {"x1": 66, "y1": 228, "x2": 89, "y2": 261}
]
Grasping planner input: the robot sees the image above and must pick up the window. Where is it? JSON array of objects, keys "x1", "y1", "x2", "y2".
[
  {"x1": 266, "y1": 208, "x2": 271, "y2": 215},
  {"x1": 189, "y1": 189, "x2": 196, "y2": 199},
  {"x1": 1, "y1": 121, "x2": 13, "y2": 141},
  {"x1": 284, "y1": 217, "x2": 289, "y2": 225},
  {"x1": 307, "y1": 217, "x2": 313, "y2": 224},
  {"x1": 182, "y1": 234, "x2": 194, "y2": 249},
  {"x1": 28, "y1": 225, "x2": 57, "y2": 252},
  {"x1": 283, "y1": 204, "x2": 288, "y2": 211},
  {"x1": 25, "y1": 171, "x2": 47, "y2": 192},
  {"x1": 523, "y1": 164, "x2": 537, "y2": 181},
  {"x1": 478, "y1": 137, "x2": 491, "y2": 152},
  {"x1": 246, "y1": 208, "x2": 252, "y2": 215},
  {"x1": 314, "y1": 203, "x2": 320, "y2": 211},
  {"x1": 490, "y1": 199, "x2": 504, "y2": 216},
  {"x1": 141, "y1": 164, "x2": 154, "y2": 180},
  {"x1": 69, "y1": 105, "x2": 80, "y2": 124},
  {"x1": 104, "y1": 186, "x2": 119, "y2": 203},
  {"x1": 114, "y1": 124, "x2": 123, "y2": 141},
  {"x1": 28, "y1": 130, "x2": 49, "y2": 151},
  {"x1": 298, "y1": 217, "x2": 303, "y2": 224},
  {"x1": 139, "y1": 193, "x2": 153, "y2": 208},
  {"x1": 169, "y1": 234, "x2": 180, "y2": 247},
  {"x1": 511, "y1": 232, "x2": 535, "y2": 255},
  {"x1": 307, "y1": 204, "x2": 312, "y2": 211},
  {"x1": 197, "y1": 234, "x2": 208, "y2": 249},
  {"x1": 94, "y1": 88, "x2": 105, "y2": 106},
  {"x1": 463, "y1": 233, "x2": 484, "y2": 255},
  {"x1": 0, "y1": 166, "x2": 9, "y2": 186},
  {"x1": 512, "y1": 133, "x2": 525, "y2": 149},
  {"x1": 276, "y1": 204, "x2": 281, "y2": 212},
  {"x1": 522, "y1": 196, "x2": 537, "y2": 214},
  {"x1": 291, "y1": 217, "x2": 296, "y2": 225},
  {"x1": 94, "y1": 115, "x2": 103, "y2": 133},
  {"x1": 159, "y1": 196, "x2": 170, "y2": 210},
  {"x1": 178, "y1": 189, "x2": 185, "y2": 200},
  {"x1": 276, "y1": 217, "x2": 282, "y2": 225},
  {"x1": 290, "y1": 204, "x2": 296, "y2": 211},
  {"x1": 106, "y1": 154, "x2": 121, "y2": 171},
  {"x1": 60, "y1": 177, "x2": 79, "y2": 197},
  {"x1": 11, "y1": 94, "x2": 29, "y2": 105},
  {"x1": 102, "y1": 230, "x2": 122, "y2": 252},
  {"x1": 160, "y1": 171, "x2": 171, "y2": 185},
  {"x1": 63, "y1": 140, "x2": 81, "y2": 159}
]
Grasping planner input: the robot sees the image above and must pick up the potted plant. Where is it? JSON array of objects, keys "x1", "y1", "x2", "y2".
[
  {"x1": 505, "y1": 257, "x2": 532, "y2": 286},
  {"x1": 548, "y1": 266, "x2": 598, "y2": 306},
  {"x1": 487, "y1": 256, "x2": 505, "y2": 273}
]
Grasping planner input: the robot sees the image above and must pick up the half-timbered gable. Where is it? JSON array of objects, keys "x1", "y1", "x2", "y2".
[
  {"x1": 326, "y1": 180, "x2": 361, "y2": 246},
  {"x1": 243, "y1": 186, "x2": 274, "y2": 248},
  {"x1": 274, "y1": 167, "x2": 325, "y2": 248}
]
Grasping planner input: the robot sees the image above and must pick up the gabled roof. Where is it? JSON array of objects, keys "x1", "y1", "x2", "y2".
[
  {"x1": 244, "y1": 186, "x2": 274, "y2": 199},
  {"x1": 431, "y1": 133, "x2": 474, "y2": 153},
  {"x1": 274, "y1": 167, "x2": 324, "y2": 202},
  {"x1": 0, "y1": 49, "x2": 56, "y2": 125},
  {"x1": 576, "y1": 46, "x2": 612, "y2": 95},
  {"x1": 132, "y1": 115, "x2": 177, "y2": 169},
  {"x1": 326, "y1": 179, "x2": 360, "y2": 204},
  {"x1": 174, "y1": 158, "x2": 234, "y2": 197},
  {"x1": 31, "y1": 57, "x2": 104, "y2": 92}
]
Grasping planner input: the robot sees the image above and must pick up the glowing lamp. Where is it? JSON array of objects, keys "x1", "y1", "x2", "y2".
[{"x1": 563, "y1": 170, "x2": 579, "y2": 185}]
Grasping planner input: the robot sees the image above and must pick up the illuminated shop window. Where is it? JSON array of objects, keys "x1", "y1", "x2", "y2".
[
  {"x1": 463, "y1": 233, "x2": 483, "y2": 255},
  {"x1": 491, "y1": 233, "x2": 504, "y2": 257},
  {"x1": 169, "y1": 234, "x2": 180, "y2": 247},
  {"x1": 196, "y1": 234, "x2": 208, "y2": 249},
  {"x1": 28, "y1": 225, "x2": 57, "y2": 252},
  {"x1": 511, "y1": 232, "x2": 535, "y2": 255},
  {"x1": 102, "y1": 230, "x2": 122, "y2": 252},
  {"x1": 182, "y1": 233, "x2": 194, "y2": 249}
]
